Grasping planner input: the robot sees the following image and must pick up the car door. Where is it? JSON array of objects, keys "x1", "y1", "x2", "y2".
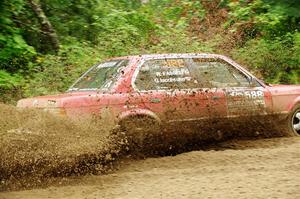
[
  {"x1": 189, "y1": 57, "x2": 272, "y2": 119},
  {"x1": 133, "y1": 58, "x2": 212, "y2": 124}
]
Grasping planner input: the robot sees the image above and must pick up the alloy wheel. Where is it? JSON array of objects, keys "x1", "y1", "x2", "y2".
[{"x1": 292, "y1": 110, "x2": 300, "y2": 135}]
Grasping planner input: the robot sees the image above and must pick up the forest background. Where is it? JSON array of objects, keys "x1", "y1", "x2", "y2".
[{"x1": 1, "y1": 0, "x2": 299, "y2": 103}]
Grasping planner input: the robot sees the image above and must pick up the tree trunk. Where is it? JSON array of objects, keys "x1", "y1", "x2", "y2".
[{"x1": 27, "y1": 0, "x2": 59, "y2": 53}]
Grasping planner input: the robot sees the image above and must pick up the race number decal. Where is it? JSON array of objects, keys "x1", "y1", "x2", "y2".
[
  {"x1": 227, "y1": 90, "x2": 264, "y2": 99},
  {"x1": 226, "y1": 89, "x2": 266, "y2": 115}
]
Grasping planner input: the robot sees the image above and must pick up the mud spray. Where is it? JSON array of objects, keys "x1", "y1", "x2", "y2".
[
  {"x1": 0, "y1": 103, "x2": 130, "y2": 191},
  {"x1": 0, "y1": 103, "x2": 288, "y2": 192}
]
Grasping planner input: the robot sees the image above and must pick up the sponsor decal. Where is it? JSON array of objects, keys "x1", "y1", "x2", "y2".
[
  {"x1": 164, "y1": 59, "x2": 185, "y2": 67},
  {"x1": 155, "y1": 68, "x2": 190, "y2": 77},
  {"x1": 154, "y1": 68, "x2": 192, "y2": 84},
  {"x1": 154, "y1": 76, "x2": 192, "y2": 83}
]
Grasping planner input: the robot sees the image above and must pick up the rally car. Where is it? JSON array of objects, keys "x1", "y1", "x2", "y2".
[{"x1": 17, "y1": 54, "x2": 300, "y2": 139}]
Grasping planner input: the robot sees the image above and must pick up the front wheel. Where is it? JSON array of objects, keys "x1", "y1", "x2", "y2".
[{"x1": 285, "y1": 105, "x2": 300, "y2": 136}]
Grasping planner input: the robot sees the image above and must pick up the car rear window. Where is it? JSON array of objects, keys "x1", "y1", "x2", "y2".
[{"x1": 69, "y1": 60, "x2": 128, "y2": 91}]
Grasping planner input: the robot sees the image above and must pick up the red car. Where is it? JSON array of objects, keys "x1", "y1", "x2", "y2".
[{"x1": 17, "y1": 54, "x2": 300, "y2": 138}]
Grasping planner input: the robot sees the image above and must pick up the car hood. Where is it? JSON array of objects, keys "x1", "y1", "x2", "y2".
[{"x1": 17, "y1": 91, "x2": 98, "y2": 108}]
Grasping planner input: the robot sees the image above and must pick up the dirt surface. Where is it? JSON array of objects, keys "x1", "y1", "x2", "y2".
[{"x1": 1, "y1": 137, "x2": 299, "y2": 199}]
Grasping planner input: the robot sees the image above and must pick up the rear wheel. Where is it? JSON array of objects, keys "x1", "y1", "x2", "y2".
[{"x1": 118, "y1": 115, "x2": 161, "y2": 149}]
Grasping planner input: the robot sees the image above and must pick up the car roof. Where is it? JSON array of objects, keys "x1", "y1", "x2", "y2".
[
  {"x1": 109, "y1": 53, "x2": 230, "y2": 61},
  {"x1": 141, "y1": 53, "x2": 228, "y2": 59}
]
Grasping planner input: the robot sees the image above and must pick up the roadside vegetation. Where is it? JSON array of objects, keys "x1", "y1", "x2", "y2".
[{"x1": 1, "y1": 0, "x2": 299, "y2": 103}]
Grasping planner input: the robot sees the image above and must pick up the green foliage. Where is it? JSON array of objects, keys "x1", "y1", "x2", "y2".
[
  {"x1": 233, "y1": 32, "x2": 300, "y2": 84},
  {"x1": 226, "y1": 0, "x2": 300, "y2": 37},
  {"x1": 0, "y1": 0, "x2": 36, "y2": 102},
  {"x1": 41, "y1": 0, "x2": 156, "y2": 55},
  {"x1": 0, "y1": 0, "x2": 36, "y2": 73},
  {"x1": 23, "y1": 42, "x2": 105, "y2": 97},
  {"x1": 0, "y1": 70, "x2": 23, "y2": 103},
  {"x1": 148, "y1": 20, "x2": 214, "y2": 54},
  {"x1": 0, "y1": 0, "x2": 300, "y2": 103},
  {"x1": 226, "y1": 0, "x2": 300, "y2": 84},
  {"x1": 0, "y1": 70, "x2": 22, "y2": 89},
  {"x1": 145, "y1": 0, "x2": 205, "y2": 24}
]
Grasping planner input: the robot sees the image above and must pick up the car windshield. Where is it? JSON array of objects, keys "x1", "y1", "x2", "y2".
[{"x1": 69, "y1": 60, "x2": 128, "y2": 91}]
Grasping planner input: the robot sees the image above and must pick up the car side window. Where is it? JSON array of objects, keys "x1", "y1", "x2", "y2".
[
  {"x1": 134, "y1": 58, "x2": 252, "y2": 91},
  {"x1": 135, "y1": 58, "x2": 199, "y2": 90},
  {"x1": 191, "y1": 58, "x2": 251, "y2": 88}
]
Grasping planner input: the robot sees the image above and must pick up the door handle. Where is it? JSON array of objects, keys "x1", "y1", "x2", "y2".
[{"x1": 150, "y1": 98, "x2": 161, "y2": 103}]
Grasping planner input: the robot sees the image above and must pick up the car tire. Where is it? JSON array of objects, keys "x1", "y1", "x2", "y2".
[
  {"x1": 284, "y1": 104, "x2": 300, "y2": 136},
  {"x1": 118, "y1": 115, "x2": 161, "y2": 150}
]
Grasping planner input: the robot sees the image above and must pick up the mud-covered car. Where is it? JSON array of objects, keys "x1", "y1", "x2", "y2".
[{"x1": 17, "y1": 54, "x2": 300, "y2": 138}]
